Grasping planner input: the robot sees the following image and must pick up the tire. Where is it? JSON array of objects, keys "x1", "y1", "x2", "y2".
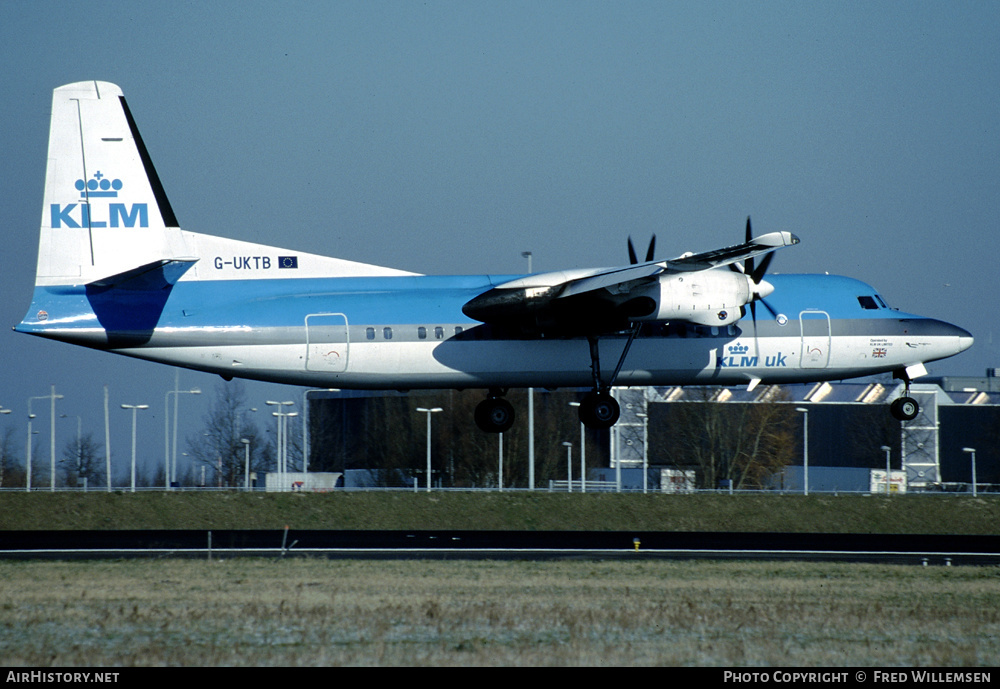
[
  {"x1": 890, "y1": 396, "x2": 919, "y2": 421},
  {"x1": 475, "y1": 397, "x2": 515, "y2": 433},
  {"x1": 578, "y1": 392, "x2": 621, "y2": 430}
]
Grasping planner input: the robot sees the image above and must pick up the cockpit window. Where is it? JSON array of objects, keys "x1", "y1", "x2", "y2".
[
  {"x1": 875, "y1": 295, "x2": 888, "y2": 309},
  {"x1": 857, "y1": 296, "x2": 880, "y2": 310}
]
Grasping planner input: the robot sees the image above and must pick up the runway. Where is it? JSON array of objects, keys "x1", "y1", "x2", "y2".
[{"x1": 1, "y1": 530, "x2": 998, "y2": 564}]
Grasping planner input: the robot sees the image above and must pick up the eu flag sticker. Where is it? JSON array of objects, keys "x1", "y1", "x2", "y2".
[{"x1": 278, "y1": 256, "x2": 298, "y2": 269}]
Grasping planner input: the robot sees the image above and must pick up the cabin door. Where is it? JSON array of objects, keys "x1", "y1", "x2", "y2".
[{"x1": 305, "y1": 313, "x2": 349, "y2": 372}]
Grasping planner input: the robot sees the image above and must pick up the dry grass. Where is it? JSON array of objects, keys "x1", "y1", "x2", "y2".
[{"x1": 1, "y1": 558, "x2": 998, "y2": 666}]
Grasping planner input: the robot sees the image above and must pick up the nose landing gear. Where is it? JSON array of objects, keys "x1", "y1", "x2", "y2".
[
  {"x1": 890, "y1": 395, "x2": 919, "y2": 421},
  {"x1": 890, "y1": 367, "x2": 921, "y2": 421}
]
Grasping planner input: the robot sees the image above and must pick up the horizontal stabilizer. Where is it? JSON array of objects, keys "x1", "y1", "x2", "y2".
[{"x1": 87, "y1": 258, "x2": 198, "y2": 291}]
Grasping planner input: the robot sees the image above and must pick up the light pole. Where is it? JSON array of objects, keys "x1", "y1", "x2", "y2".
[
  {"x1": 103, "y1": 386, "x2": 111, "y2": 492},
  {"x1": 121, "y1": 404, "x2": 149, "y2": 492},
  {"x1": 569, "y1": 402, "x2": 586, "y2": 492},
  {"x1": 962, "y1": 447, "x2": 977, "y2": 497},
  {"x1": 266, "y1": 401, "x2": 294, "y2": 490},
  {"x1": 796, "y1": 407, "x2": 809, "y2": 495},
  {"x1": 416, "y1": 407, "x2": 442, "y2": 492},
  {"x1": 48, "y1": 386, "x2": 64, "y2": 491},
  {"x1": 165, "y1": 386, "x2": 201, "y2": 489},
  {"x1": 241, "y1": 438, "x2": 251, "y2": 491},
  {"x1": 498, "y1": 432, "x2": 503, "y2": 493},
  {"x1": 27, "y1": 394, "x2": 52, "y2": 492},
  {"x1": 271, "y1": 411, "x2": 298, "y2": 488},
  {"x1": 562, "y1": 441, "x2": 573, "y2": 492},
  {"x1": 636, "y1": 412, "x2": 648, "y2": 494},
  {"x1": 880, "y1": 445, "x2": 892, "y2": 495},
  {"x1": 26, "y1": 411, "x2": 36, "y2": 492},
  {"x1": 522, "y1": 250, "x2": 535, "y2": 491}
]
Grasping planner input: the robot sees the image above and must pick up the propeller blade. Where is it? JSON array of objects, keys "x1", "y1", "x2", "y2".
[
  {"x1": 751, "y1": 251, "x2": 774, "y2": 284},
  {"x1": 759, "y1": 298, "x2": 779, "y2": 319},
  {"x1": 628, "y1": 235, "x2": 656, "y2": 264}
]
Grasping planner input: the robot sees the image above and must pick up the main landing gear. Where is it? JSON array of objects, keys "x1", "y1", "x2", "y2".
[
  {"x1": 576, "y1": 326, "x2": 642, "y2": 430},
  {"x1": 473, "y1": 327, "x2": 641, "y2": 433},
  {"x1": 475, "y1": 389, "x2": 516, "y2": 433}
]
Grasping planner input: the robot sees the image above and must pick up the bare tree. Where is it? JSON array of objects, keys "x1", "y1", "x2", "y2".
[
  {"x1": 657, "y1": 387, "x2": 796, "y2": 489},
  {"x1": 60, "y1": 432, "x2": 104, "y2": 488},
  {"x1": 0, "y1": 426, "x2": 21, "y2": 488},
  {"x1": 186, "y1": 381, "x2": 266, "y2": 487}
]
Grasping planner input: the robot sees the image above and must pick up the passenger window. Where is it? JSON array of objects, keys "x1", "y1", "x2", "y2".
[
  {"x1": 366, "y1": 327, "x2": 375, "y2": 340},
  {"x1": 435, "y1": 327, "x2": 444, "y2": 340},
  {"x1": 455, "y1": 326, "x2": 463, "y2": 337},
  {"x1": 418, "y1": 326, "x2": 427, "y2": 340},
  {"x1": 383, "y1": 327, "x2": 393, "y2": 340}
]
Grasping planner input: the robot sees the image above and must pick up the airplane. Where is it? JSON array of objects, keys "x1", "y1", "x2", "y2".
[{"x1": 15, "y1": 81, "x2": 973, "y2": 432}]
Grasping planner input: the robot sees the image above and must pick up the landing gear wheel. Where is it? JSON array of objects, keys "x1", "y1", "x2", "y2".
[
  {"x1": 475, "y1": 397, "x2": 515, "y2": 433},
  {"x1": 578, "y1": 392, "x2": 620, "y2": 430},
  {"x1": 890, "y1": 396, "x2": 919, "y2": 421}
]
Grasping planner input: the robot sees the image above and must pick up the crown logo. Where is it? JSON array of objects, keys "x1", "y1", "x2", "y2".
[
  {"x1": 728, "y1": 343, "x2": 749, "y2": 355},
  {"x1": 75, "y1": 171, "x2": 123, "y2": 198}
]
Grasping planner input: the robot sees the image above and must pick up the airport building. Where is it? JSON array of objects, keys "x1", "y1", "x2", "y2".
[
  {"x1": 305, "y1": 372, "x2": 1000, "y2": 492},
  {"x1": 609, "y1": 371, "x2": 1000, "y2": 493}
]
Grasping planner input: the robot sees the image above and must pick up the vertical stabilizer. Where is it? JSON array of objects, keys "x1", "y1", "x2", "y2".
[{"x1": 37, "y1": 81, "x2": 183, "y2": 285}]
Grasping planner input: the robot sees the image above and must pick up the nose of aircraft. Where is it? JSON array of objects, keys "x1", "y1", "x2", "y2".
[{"x1": 957, "y1": 325, "x2": 974, "y2": 354}]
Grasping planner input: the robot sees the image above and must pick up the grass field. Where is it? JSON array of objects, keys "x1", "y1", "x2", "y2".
[
  {"x1": 1, "y1": 492, "x2": 997, "y2": 666},
  {"x1": 1, "y1": 491, "x2": 998, "y2": 534},
  {"x1": 1, "y1": 558, "x2": 998, "y2": 666}
]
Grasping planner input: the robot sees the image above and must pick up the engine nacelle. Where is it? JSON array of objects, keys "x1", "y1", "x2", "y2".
[{"x1": 627, "y1": 270, "x2": 762, "y2": 326}]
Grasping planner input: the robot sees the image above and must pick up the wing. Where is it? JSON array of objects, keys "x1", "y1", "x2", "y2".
[{"x1": 463, "y1": 231, "x2": 799, "y2": 334}]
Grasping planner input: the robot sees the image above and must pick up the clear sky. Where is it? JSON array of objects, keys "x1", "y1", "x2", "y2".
[{"x1": 1, "y1": 1, "x2": 997, "y2": 483}]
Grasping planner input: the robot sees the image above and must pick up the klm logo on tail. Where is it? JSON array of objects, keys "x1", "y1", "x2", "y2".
[{"x1": 50, "y1": 172, "x2": 148, "y2": 228}]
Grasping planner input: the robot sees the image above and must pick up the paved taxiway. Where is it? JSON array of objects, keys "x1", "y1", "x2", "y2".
[{"x1": 0, "y1": 530, "x2": 997, "y2": 565}]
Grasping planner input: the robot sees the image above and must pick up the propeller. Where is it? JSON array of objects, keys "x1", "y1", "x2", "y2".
[
  {"x1": 627, "y1": 235, "x2": 656, "y2": 265},
  {"x1": 730, "y1": 216, "x2": 779, "y2": 321}
]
